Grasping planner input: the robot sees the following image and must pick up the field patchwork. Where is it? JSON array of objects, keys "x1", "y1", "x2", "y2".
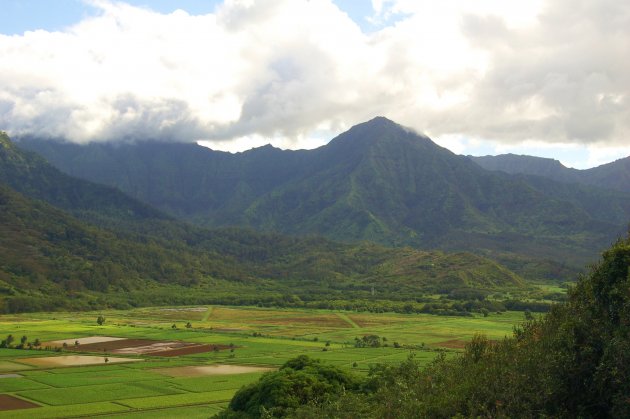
[{"x1": 0, "y1": 305, "x2": 524, "y2": 417}]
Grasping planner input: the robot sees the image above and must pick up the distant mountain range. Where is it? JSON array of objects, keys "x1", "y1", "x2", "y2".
[
  {"x1": 1, "y1": 130, "x2": 524, "y2": 312},
  {"x1": 17, "y1": 117, "x2": 630, "y2": 280},
  {"x1": 470, "y1": 154, "x2": 630, "y2": 194}
]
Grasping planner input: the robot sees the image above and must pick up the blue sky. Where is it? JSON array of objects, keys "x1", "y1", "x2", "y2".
[
  {"x1": 1, "y1": 0, "x2": 628, "y2": 169},
  {"x1": 1, "y1": 0, "x2": 381, "y2": 35},
  {"x1": 2, "y1": 1, "x2": 217, "y2": 34}
]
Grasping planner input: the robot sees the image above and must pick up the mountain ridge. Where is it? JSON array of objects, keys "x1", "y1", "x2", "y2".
[
  {"x1": 470, "y1": 153, "x2": 630, "y2": 194},
  {"x1": 1, "y1": 131, "x2": 528, "y2": 312},
  {"x1": 15, "y1": 118, "x2": 630, "y2": 279}
]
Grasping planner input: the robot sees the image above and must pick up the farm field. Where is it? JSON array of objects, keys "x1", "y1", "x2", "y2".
[{"x1": 0, "y1": 305, "x2": 526, "y2": 417}]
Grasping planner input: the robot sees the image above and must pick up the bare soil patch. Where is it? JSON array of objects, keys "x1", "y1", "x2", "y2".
[
  {"x1": 251, "y1": 316, "x2": 349, "y2": 328},
  {"x1": 436, "y1": 339, "x2": 467, "y2": 349},
  {"x1": 153, "y1": 364, "x2": 275, "y2": 377},
  {"x1": 68, "y1": 338, "x2": 229, "y2": 357},
  {"x1": 44, "y1": 336, "x2": 127, "y2": 347},
  {"x1": 348, "y1": 315, "x2": 405, "y2": 328},
  {"x1": 141, "y1": 307, "x2": 208, "y2": 320},
  {"x1": 148, "y1": 344, "x2": 230, "y2": 357},
  {"x1": 0, "y1": 394, "x2": 39, "y2": 411},
  {"x1": 71, "y1": 338, "x2": 159, "y2": 353},
  {"x1": 17, "y1": 356, "x2": 141, "y2": 367},
  {"x1": 211, "y1": 307, "x2": 297, "y2": 320}
]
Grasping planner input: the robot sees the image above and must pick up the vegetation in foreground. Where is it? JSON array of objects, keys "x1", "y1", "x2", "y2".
[{"x1": 217, "y1": 235, "x2": 630, "y2": 418}]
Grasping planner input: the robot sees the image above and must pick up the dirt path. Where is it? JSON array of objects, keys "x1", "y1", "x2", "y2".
[
  {"x1": 335, "y1": 312, "x2": 360, "y2": 329},
  {"x1": 202, "y1": 306, "x2": 213, "y2": 322}
]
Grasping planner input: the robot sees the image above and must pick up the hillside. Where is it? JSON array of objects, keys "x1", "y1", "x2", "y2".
[
  {"x1": 0, "y1": 136, "x2": 526, "y2": 312},
  {"x1": 471, "y1": 153, "x2": 630, "y2": 194},
  {"x1": 17, "y1": 118, "x2": 630, "y2": 280},
  {"x1": 0, "y1": 182, "x2": 524, "y2": 312},
  {"x1": 0, "y1": 131, "x2": 169, "y2": 227}
]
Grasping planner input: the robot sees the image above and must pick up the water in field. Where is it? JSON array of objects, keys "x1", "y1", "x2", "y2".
[
  {"x1": 45, "y1": 336, "x2": 127, "y2": 346},
  {"x1": 154, "y1": 364, "x2": 275, "y2": 377},
  {"x1": 17, "y1": 355, "x2": 141, "y2": 367}
]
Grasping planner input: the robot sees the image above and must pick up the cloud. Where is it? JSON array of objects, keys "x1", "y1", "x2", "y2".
[{"x1": 0, "y1": 0, "x2": 628, "y2": 157}]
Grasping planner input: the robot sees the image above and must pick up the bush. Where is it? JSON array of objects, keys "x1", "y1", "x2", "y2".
[{"x1": 216, "y1": 355, "x2": 359, "y2": 418}]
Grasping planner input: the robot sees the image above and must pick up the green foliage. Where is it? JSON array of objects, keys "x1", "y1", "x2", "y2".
[
  {"x1": 219, "y1": 236, "x2": 630, "y2": 418},
  {"x1": 216, "y1": 355, "x2": 359, "y2": 418},
  {"x1": 353, "y1": 335, "x2": 382, "y2": 348}
]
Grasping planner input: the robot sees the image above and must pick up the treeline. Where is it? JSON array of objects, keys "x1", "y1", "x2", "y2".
[{"x1": 216, "y1": 235, "x2": 630, "y2": 418}]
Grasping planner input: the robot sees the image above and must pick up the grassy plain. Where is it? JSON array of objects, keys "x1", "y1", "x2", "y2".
[{"x1": 0, "y1": 305, "x2": 527, "y2": 418}]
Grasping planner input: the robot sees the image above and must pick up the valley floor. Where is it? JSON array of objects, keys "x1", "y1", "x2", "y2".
[{"x1": 0, "y1": 306, "x2": 526, "y2": 418}]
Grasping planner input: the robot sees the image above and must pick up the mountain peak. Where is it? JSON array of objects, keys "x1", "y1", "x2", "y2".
[
  {"x1": 322, "y1": 117, "x2": 434, "y2": 160},
  {"x1": 355, "y1": 116, "x2": 410, "y2": 133},
  {"x1": 365, "y1": 115, "x2": 397, "y2": 125}
]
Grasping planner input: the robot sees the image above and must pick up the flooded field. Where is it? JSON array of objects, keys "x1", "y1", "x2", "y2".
[
  {"x1": 42, "y1": 336, "x2": 230, "y2": 357},
  {"x1": 45, "y1": 336, "x2": 127, "y2": 346},
  {"x1": 153, "y1": 364, "x2": 275, "y2": 377},
  {"x1": 17, "y1": 355, "x2": 142, "y2": 367}
]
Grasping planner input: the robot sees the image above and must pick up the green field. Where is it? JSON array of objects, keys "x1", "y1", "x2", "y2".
[{"x1": 0, "y1": 305, "x2": 527, "y2": 417}]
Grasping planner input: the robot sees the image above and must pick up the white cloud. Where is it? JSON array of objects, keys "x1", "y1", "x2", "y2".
[{"x1": 0, "y1": 0, "x2": 628, "y2": 166}]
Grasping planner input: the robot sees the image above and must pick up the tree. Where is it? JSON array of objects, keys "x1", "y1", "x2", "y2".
[
  {"x1": 217, "y1": 355, "x2": 359, "y2": 418},
  {"x1": 355, "y1": 335, "x2": 381, "y2": 348},
  {"x1": 96, "y1": 315, "x2": 105, "y2": 325}
]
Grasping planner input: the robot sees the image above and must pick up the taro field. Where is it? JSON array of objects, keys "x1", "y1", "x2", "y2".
[{"x1": 0, "y1": 306, "x2": 526, "y2": 418}]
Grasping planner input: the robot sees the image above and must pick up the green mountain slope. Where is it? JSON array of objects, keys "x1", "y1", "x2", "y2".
[
  {"x1": 15, "y1": 118, "x2": 630, "y2": 279},
  {"x1": 471, "y1": 153, "x2": 630, "y2": 194},
  {"x1": 0, "y1": 181, "x2": 524, "y2": 312},
  {"x1": 0, "y1": 131, "x2": 169, "y2": 226},
  {"x1": 1, "y1": 131, "x2": 527, "y2": 312}
]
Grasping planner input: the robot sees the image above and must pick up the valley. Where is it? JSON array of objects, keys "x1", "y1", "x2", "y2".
[
  {"x1": 1, "y1": 118, "x2": 628, "y2": 417},
  {"x1": 2, "y1": 1, "x2": 628, "y2": 415},
  {"x1": 0, "y1": 305, "x2": 524, "y2": 418}
]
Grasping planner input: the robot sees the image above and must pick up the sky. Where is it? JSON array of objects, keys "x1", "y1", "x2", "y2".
[{"x1": 0, "y1": 0, "x2": 629, "y2": 169}]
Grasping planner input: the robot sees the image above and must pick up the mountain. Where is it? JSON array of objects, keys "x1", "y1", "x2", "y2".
[
  {"x1": 0, "y1": 131, "x2": 169, "y2": 227},
  {"x1": 1, "y1": 132, "x2": 525, "y2": 312},
  {"x1": 0, "y1": 181, "x2": 524, "y2": 312},
  {"x1": 16, "y1": 118, "x2": 630, "y2": 279},
  {"x1": 470, "y1": 153, "x2": 630, "y2": 194}
]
